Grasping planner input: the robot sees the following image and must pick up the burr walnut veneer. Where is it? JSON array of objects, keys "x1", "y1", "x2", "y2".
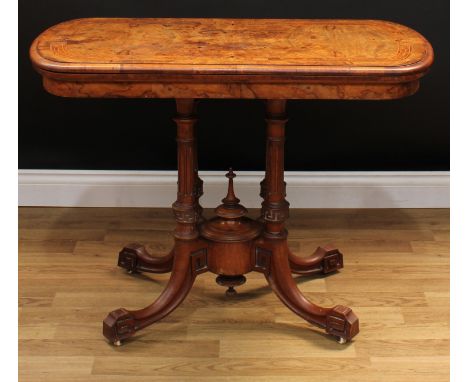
[{"x1": 30, "y1": 18, "x2": 433, "y2": 346}]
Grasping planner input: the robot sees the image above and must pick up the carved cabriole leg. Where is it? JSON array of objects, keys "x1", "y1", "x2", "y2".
[
  {"x1": 253, "y1": 238, "x2": 359, "y2": 342},
  {"x1": 103, "y1": 240, "x2": 208, "y2": 344},
  {"x1": 256, "y1": 99, "x2": 359, "y2": 343}
]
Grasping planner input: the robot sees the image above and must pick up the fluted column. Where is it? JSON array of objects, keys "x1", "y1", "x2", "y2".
[
  {"x1": 262, "y1": 100, "x2": 289, "y2": 238},
  {"x1": 172, "y1": 99, "x2": 201, "y2": 240}
]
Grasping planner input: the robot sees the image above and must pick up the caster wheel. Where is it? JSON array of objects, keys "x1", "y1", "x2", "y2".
[
  {"x1": 113, "y1": 340, "x2": 122, "y2": 346},
  {"x1": 337, "y1": 337, "x2": 347, "y2": 344}
]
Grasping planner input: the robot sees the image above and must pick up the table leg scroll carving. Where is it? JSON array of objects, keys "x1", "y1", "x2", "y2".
[
  {"x1": 117, "y1": 243, "x2": 174, "y2": 274},
  {"x1": 104, "y1": 241, "x2": 207, "y2": 345},
  {"x1": 288, "y1": 245, "x2": 344, "y2": 276}
]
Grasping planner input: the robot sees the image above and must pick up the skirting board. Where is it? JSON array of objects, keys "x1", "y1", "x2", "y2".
[{"x1": 18, "y1": 170, "x2": 449, "y2": 208}]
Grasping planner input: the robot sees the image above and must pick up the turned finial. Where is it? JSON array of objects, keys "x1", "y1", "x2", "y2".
[
  {"x1": 223, "y1": 167, "x2": 240, "y2": 205},
  {"x1": 213, "y1": 168, "x2": 247, "y2": 219},
  {"x1": 199, "y1": 166, "x2": 263, "y2": 242}
]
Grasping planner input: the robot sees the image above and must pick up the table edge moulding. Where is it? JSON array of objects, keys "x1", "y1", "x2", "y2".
[{"x1": 29, "y1": 17, "x2": 434, "y2": 346}]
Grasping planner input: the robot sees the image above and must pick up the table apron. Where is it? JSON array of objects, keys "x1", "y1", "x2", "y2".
[{"x1": 43, "y1": 77, "x2": 420, "y2": 100}]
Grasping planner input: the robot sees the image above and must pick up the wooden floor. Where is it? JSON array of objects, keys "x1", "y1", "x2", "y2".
[{"x1": 19, "y1": 207, "x2": 449, "y2": 382}]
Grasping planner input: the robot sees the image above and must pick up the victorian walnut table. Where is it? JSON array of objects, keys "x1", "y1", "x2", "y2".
[{"x1": 30, "y1": 18, "x2": 433, "y2": 346}]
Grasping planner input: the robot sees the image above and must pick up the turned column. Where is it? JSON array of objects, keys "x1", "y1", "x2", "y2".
[
  {"x1": 262, "y1": 100, "x2": 290, "y2": 238},
  {"x1": 172, "y1": 99, "x2": 201, "y2": 240}
]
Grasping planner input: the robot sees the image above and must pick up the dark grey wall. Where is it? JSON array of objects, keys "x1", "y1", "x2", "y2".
[{"x1": 19, "y1": 0, "x2": 449, "y2": 171}]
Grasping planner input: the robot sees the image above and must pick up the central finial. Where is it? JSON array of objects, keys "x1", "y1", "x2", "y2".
[
  {"x1": 199, "y1": 166, "x2": 263, "y2": 242},
  {"x1": 214, "y1": 168, "x2": 247, "y2": 219},
  {"x1": 223, "y1": 167, "x2": 240, "y2": 205}
]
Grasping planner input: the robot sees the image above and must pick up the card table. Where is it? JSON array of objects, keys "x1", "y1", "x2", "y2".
[{"x1": 30, "y1": 18, "x2": 433, "y2": 346}]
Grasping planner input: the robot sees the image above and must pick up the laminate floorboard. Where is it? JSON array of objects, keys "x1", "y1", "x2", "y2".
[{"x1": 19, "y1": 207, "x2": 449, "y2": 381}]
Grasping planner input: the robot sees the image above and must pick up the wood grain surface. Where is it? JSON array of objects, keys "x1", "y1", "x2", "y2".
[
  {"x1": 30, "y1": 18, "x2": 433, "y2": 100},
  {"x1": 19, "y1": 207, "x2": 449, "y2": 382},
  {"x1": 31, "y1": 18, "x2": 433, "y2": 78}
]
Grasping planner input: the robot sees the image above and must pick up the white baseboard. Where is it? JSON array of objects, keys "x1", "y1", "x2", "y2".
[{"x1": 18, "y1": 170, "x2": 449, "y2": 208}]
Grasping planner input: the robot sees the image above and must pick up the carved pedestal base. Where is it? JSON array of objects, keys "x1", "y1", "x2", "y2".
[
  {"x1": 103, "y1": 168, "x2": 359, "y2": 346},
  {"x1": 104, "y1": 235, "x2": 357, "y2": 345},
  {"x1": 103, "y1": 99, "x2": 359, "y2": 346}
]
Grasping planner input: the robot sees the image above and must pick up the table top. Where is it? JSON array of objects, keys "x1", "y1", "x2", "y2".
[
  {"x1": 30, "y1": 18, "x2": 434, "y2": 100},
  {"x1": 31, "y1": 18, "x2": 432, "y2": 79}
]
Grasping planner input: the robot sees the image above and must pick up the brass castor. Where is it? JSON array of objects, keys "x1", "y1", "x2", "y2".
[{"x1": 216, "y1": 275, "x2": 246, "y2": 296}]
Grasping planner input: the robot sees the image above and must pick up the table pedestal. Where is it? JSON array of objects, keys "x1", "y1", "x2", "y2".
[{"x1": 103, "y1": 99, "x2": 359, "y2": 346}]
